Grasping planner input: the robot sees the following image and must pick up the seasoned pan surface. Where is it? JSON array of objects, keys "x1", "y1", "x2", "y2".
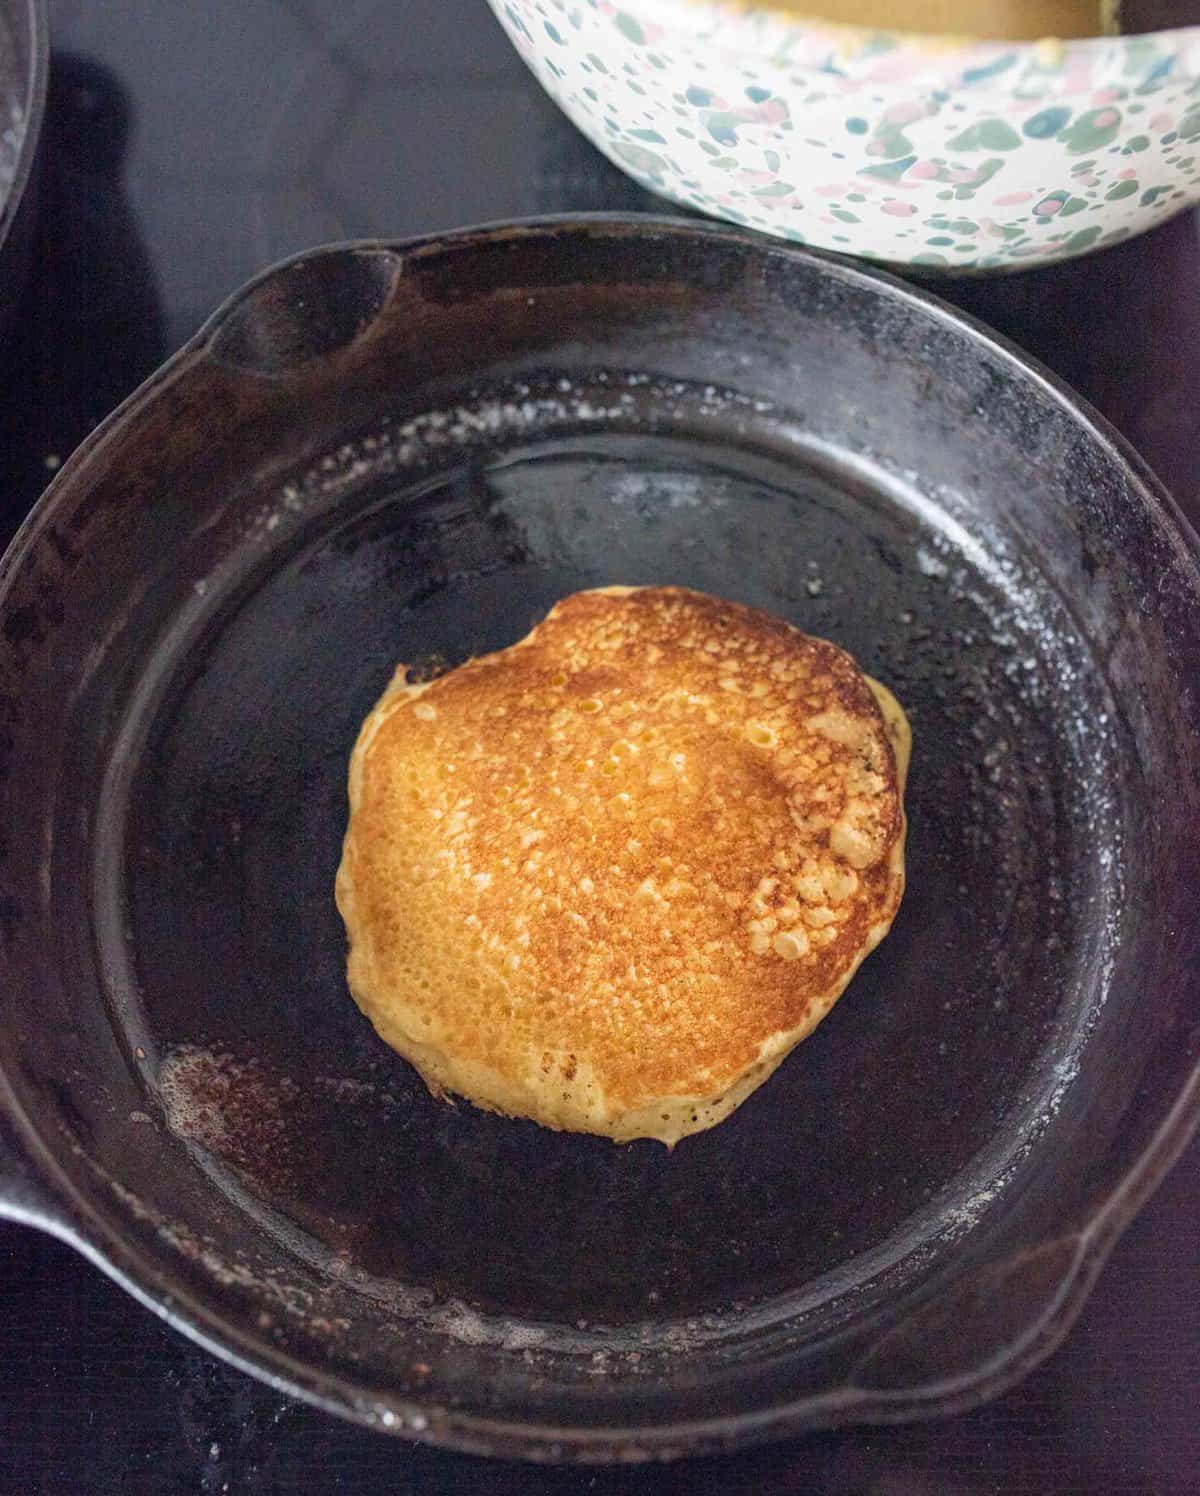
[{"x1": 2, "y1": 218, "x2": 1199, "y2": 1460}]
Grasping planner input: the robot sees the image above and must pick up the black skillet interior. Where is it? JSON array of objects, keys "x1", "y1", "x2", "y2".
[{"x1": 2, "y1": 219, "x2": 1199, "y2": 1458}]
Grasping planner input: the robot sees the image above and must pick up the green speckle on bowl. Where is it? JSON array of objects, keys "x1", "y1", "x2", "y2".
[
  {"x1": 1060, "y1": 197, "x2": 1088, "y2": 216},
  {"x1": 630, "y1": 128, "x2": 665, "y2": 143},
  {"x1": 961, "y1": 53, "x2": 1017, "y2": 85},
  {"x1": 1105, "y1": 179, "x2": 1138, "y2": 200},
  {"x1": 544, "y1": 20, "x2": 564, "y2": 43},
  {"x1": 706, "y1": 114, "x2": 741, "y2": 147},
  {"x1": 1058, "y1": 108, "x2": 1123, "y2": 154},
  {"x1": 613, "y1": 141, "x2": 667, "y2": 179},
  {"x1": 846, "y1": 117, "x2": 868, "y2": 135},
  {"x1": 872, "y1": 126, "x2": 916, "y2": 159},
  {"x1": 1133, "y1": 49, "x2": 1175, "y2": 88},
  {"x1": 831, "y1": 208, "x2": 860, "y2": 223},
  {"x1": 953, "y1": 157, "x2": 1005, "y2": 202},
  {"x1": 858, "y1": 154, "x2": 916, "y2": 182},
  {"x1": 1124, "y1": 134, "x2": 1150, "y2": 153},
  {"x1": 946, "y1": 119, "x2": 1020, "y2": 152},
  {"x1": 1061, "y1": 226, "x2": 1103, "y2": 254},
  {"x1": 927, "y1": 235, "x2": 954, "y2": 246},
  {"x1": 1023, "y1": 106, "x2": 1071, "y2": 139},
  {"x1": 615, "y1": 12, "x2": 645, "y2": 44},
  {"x1": 504, "y1": 4, "x2": 532, "y2": 42},
  {"x1": 1141, "y1": 185, "x2": 1170, "y2": 205}
]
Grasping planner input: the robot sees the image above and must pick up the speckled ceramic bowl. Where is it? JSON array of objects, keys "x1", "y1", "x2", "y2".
[{"x1": 488, "y1": 0, "x2": 1200, "y2": 269}]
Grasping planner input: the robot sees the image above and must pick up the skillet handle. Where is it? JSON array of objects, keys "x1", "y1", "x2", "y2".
[
  {"x1": 848, "y1": 1232, "x2": 1090, "y2": 1410},
  {"x1": 0, "y1": 1093, "x2": 68, "y2": 1233}
]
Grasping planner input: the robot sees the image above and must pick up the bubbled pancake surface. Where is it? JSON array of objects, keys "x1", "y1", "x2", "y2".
[{"x1": 336, "y1": 586, "x2": 909, "y2": 1145}]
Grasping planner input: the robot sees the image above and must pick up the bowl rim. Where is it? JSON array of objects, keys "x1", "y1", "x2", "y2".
[{"x1": 572, "y1": 0, "x2": 1200, "y2": 62}]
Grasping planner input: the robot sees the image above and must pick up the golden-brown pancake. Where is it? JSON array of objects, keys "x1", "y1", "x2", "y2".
[{"x1": 336, "y1": 585, "x2": 909, "y2": 1145}]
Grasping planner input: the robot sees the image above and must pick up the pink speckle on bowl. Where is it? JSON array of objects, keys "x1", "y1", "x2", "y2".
[
  {"x1": 1063, "y1": 57, "x2": 1095, "y2": 93},
  {"x1": 1034, "y1": 196, "x2": 1064, "y2": 216},
  {"x1": 994, "y1": 191, "x2": 1034, "y2": 206},
  {"x1": 1118, "y1": 167, "x2": 1138, "y2": 180},
  {"x1": 882, "y1": 99, "x2": 927, "y2": 127},
  {"x1": 865, "y1": 55, "x2": 929, "y2": 83},
  {"x1": 881, "y1": 200, "x2": 916, "y2": 216},
  {"x1": 1151, "y1": 111, "x2": 1175, "y2": 132},
  {"x1": 1091, "y1": 87, "x2": 1123, "y2": 106},
  {"x1": 907, "y1": 160, "x2": 938, "y2": 181}
]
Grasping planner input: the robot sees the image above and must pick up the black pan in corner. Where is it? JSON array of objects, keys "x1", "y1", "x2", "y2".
[
  {"x1": 0, "y1": 0, "x2": 46, "y2": 351},
  {"x1": 1, "y1": 216, "x2": 1199, "y2": 1461}
]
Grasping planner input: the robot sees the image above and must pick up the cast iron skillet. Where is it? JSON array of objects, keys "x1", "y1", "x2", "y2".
[{"x1": 1, "y1": 217, "x2": 1199, "y2": 1462}]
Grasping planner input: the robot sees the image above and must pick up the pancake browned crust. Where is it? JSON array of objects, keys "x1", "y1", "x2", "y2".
[{"x1": 336, "y1": 585, "x2": 909, "y2": 1145}]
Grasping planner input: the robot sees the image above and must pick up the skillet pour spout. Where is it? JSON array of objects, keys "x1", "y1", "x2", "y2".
[{"x1": 1, "y1": 216, "x2": 1199, "y2": 1460}]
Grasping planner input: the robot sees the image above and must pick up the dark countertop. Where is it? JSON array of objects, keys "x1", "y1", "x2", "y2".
[{"x1": 1, "y1": 1, "x2": 1198, "y2": 1490}]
